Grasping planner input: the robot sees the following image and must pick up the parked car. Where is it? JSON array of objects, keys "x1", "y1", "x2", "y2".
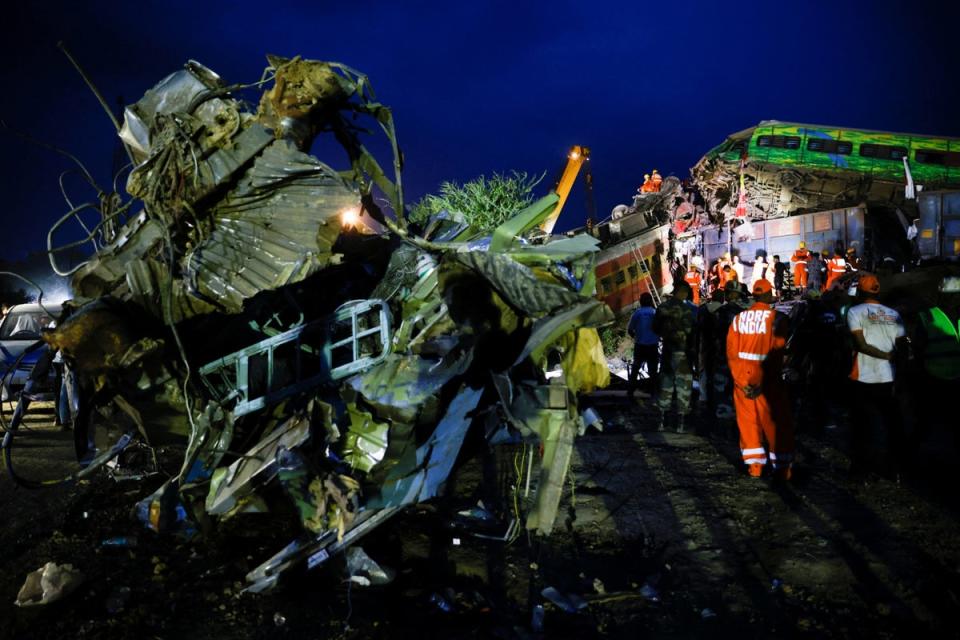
[{"x1": 0, "y1": 303, "x2": 62, "y2": 402}]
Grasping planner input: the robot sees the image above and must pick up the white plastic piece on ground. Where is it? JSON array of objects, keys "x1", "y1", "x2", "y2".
[
  {"x1": 344, "y1": 547, "x2": 395, "y2": 587},
  {"x1": 15, "y1": 562, "x2": 84, "y2": 606}
]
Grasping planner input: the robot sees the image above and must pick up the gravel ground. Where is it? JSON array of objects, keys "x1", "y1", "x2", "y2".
[{"x1": 1, "y1": 396, "x2": 959, "y2": 639}]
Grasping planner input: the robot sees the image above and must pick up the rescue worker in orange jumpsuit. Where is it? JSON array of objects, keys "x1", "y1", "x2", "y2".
[
  {"x1": 726, "y1": 279, "x2": 795, "y2": 479},
  {"x1": 824, "y1": 250, "x2": 847, "y2": 291},
  {"x1": 651, "y1": 169, "x2": 663, "y2": 192},
  {"x1": 640, "y1": 174, "x2": 655, "y2": 193},
  {"x1": 790, "y1": 241, "x2": 810, "y2": 291},
  {"x1": 684, "y1": 265, "x2": 703, "y2": 305}
]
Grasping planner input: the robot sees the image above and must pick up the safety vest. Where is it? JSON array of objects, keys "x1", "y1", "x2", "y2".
[{"x1": 919, "y1": 307, "x2": 960, "y2": 380}]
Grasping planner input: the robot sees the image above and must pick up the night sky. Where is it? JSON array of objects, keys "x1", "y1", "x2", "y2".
[{"x1": 1, "y1": 1, "x2": 958, "y2": 262}]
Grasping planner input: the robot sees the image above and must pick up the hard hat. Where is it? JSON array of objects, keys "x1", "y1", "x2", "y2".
[
  {"x1": 846, "y1": 247, "x2": 856, "y2": 254},
  {"x1": 799, "y1": 241, "x2": 806, "y2": 248},
  {"x1": 752, "y1": 279, "x2": 773, "y2": 295},
  {"x1": 858, "y1": 273, "x2": 880, "y2": 294},
  {"x1": 652, "y1": 169, "x2": 659, "y2": 173},
  {"x1": 644, "y1": 174, "x2": 650, "y2": 178}
]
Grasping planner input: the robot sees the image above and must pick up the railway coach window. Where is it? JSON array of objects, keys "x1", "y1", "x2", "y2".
[
  {"x1": 859, "y1": 143, "x2": 908, "y2": 161},
  {"x1": 601, "y1": 277, "x2": 613, "y2": 294},
  {"x1": 807, "y1": 139, "x2": 853, "y2": 155},
  {"x1": 915, "y1": 149, "x2": 960, "y2": 167},
  {"x1": 627, "y1": 265, "x2": 638, "y2": 279},
  {"x1": 614, "y1": 270, "x2": 626, "y2": 285},
  {"x1": 757, "y1": 135, "x2": 802, "y2": 149}
]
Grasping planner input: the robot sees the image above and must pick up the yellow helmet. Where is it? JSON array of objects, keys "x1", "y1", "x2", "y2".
[
  {"x1": 652, "y1": 169, "x2": 660, "y2": 174},
  {"x1": 799, "y1": 241, "x2": 806, "y2": 248},
  {"x1": 644, "y1": 174, "x2": 650, "y2": 179}
]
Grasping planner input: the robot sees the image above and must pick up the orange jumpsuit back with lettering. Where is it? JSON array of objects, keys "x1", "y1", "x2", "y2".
[{"x1": 726, "y1": 302, "x2": 795, "y2": 477}]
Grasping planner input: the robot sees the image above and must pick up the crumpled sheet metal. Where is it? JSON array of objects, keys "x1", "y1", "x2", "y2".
[
  {"x1": 450, "y1": 250, "x2": 583, "y2": 316},
  {"x1": 366, "y1": 386, "x2": 484, "y2": 509},
  {"x1": 205, "y1": 413, "x2": 311, "y2": 516},
  {"x1": 43, "y1": 55, "x2": 621, "y2": 594},
  {"x1": 187, "y1": 141, "x2": 357, "y2": 313},
  {"x1": 119, "y1": 60, "x2": 227, "y2": 163}
]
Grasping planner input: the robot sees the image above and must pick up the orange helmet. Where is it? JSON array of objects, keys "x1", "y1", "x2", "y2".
[
  {"x1": 752, "y1": 279, "x2": 773, "y2": 295},
  {"x1": 858, "y1": 274, "x2": 880, "y2": 294}
]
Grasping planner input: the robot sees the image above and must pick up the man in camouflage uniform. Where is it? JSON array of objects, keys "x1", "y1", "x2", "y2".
[{"x1": 653, "y1": 280, "x2": 696, "y2": 432}]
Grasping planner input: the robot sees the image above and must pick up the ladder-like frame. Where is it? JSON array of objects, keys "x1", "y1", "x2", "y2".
[{"x1": 630, "y1": 245, "x2": 661, "y2": 307}]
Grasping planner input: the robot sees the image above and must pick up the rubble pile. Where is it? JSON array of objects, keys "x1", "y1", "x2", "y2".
[{"x1": 34, "y1": 56, "x2": 613, "y2": 592}]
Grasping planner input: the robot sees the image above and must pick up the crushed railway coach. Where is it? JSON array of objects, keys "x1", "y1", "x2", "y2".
[{"x1": 5, "y1": 56, "x2": 614, "y2": 592}]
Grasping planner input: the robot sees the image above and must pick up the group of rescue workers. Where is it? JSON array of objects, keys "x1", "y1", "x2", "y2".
[
  {"x1": 638, "y1": 169, "x2": 664, "y2": 194},
  {"x1": 628, "y1": 244, "x2": 960, "y2": 483},
  {"x1": 680, "y1": 242, "x2": 864, "y2": 307}
]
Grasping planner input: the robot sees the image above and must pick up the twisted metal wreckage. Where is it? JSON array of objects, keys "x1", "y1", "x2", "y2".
[{"x1": 13, "y1": 56, "x2": 613, "y2": 592}]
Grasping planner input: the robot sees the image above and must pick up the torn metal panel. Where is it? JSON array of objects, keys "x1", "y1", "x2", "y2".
[
  {"x1": 186, "y1": 141, "x2": 358, "y2": 314},
  {"x1": 521, "y1": 388, "x2": 578, "y2": 535},
  {"x1": 450, "y1": 251, "x2": 583, "y2": 316},
  {"x1": 205, "y1": 413, "x2": 311, "y2": 516},
  {"x1": 245, "y1": 506, "x2": 400, "y2": 594},
  {"x1": 367, "y1": 386, "x2": 484, "y2": 509},
  {"x1": 513, "y1": 299, "x2": 613, "y2": 366},
  {"x1": 345, "y1": 348, "x2": 472, "y2": 421}
]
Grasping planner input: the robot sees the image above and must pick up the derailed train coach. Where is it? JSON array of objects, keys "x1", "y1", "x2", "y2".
[{"x1": 4, "y1": 56, "x2": 614, "y2": 592}]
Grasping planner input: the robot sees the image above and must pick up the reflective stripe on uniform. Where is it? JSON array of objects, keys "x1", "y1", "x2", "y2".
[
  {"x1": 738, "y1": 352, "x2": 767, "y2": 361},
  {"x1": 741, "y1": 447, "x2": 766, "y2": 456},
  {"x1": 743, "y1": 457, "x2": 768, "y2": 464}
]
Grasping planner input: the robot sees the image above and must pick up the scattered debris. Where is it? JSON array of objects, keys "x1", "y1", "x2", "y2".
[
  {"x1": 344, "y1": 547, "x2": 394, "y2": 587},
  {"x1": 638, "y1": 582, "x2": 660, "y2": 602},
  {"x1": 15, "y1": 562, "x2": 84, "y2": 607},
  {"x1": 100, "y1": 536, "x2": 138, "y2": 548},
  {"x1": 541, "y1": 586, "x2": 588, "y2": 613},
  {"x1": 105, "y1": 586, "x2": 132, "y2": 614}
]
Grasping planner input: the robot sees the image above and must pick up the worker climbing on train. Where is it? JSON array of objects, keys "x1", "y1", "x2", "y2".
[
  {"x1": 791, "y1": 241, "x2": 810, "y2": 291},
  {"x1": 640, "y1": 174, "x2": 655, "y2": 193},
  {"x1": 726, "y1": 279, "x2": 795, "y2": 479},
  {"x1": 824, "y1": 249, "x2": 847, "y2": 291},
  {"x1": 684, "y1": 263, "x2": 703, "y2": 305},
  {"x1": 650, "y1": 169, "x2": 663, "y2": 192}
]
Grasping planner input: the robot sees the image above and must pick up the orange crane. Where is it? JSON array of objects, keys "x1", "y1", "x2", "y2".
[{"x1": 540, "y1": 145, "x2": 592, "y2": 235}]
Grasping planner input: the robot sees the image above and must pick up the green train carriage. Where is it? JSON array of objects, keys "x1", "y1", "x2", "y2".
[{"x1": 712, "y1": 120, "x2": 960, "y2": 187}]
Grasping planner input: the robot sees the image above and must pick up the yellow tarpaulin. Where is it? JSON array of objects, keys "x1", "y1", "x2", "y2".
[{"x1": 560, "y1": 328, "x2": 610, "y2": 394}]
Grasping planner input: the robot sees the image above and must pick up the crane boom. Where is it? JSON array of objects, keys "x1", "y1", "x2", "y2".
[{"x1": 540, "y1": 145, "x2": 590, "y2": 235}]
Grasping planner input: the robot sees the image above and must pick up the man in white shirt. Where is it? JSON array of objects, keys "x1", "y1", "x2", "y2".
[{"x1": 846, "y1": 273, "x2": 907, "y2": 477}]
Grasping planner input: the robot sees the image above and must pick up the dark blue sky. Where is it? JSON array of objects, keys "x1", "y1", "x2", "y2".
[{"x1": 2, "y1": 1, "x2": 958, "y2": 261}]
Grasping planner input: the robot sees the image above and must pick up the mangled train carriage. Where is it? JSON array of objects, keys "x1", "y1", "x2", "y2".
[{"x1": 17, "y1": 56, "x2": 612, "y2": 591}]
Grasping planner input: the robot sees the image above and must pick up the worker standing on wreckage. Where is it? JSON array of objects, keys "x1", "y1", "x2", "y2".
[
  {"x1": 5, "y1": 54, "x2": 614, "y2": 591},
  {"x1": 725, "y1": 279, "x2": 795, "y2": 479}
]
